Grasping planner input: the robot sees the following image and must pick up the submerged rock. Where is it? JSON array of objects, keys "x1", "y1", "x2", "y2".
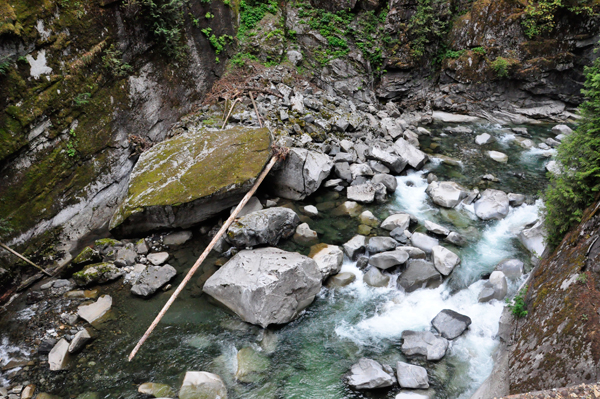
[
  {"x1": 474, "y1": 189, "x2": 510, "y2": 220},
  {"x1": 163, "y1": 231, "x2": 193, "y2": 246},
  {"x1": 48, "y1": 338, "x2": 70, "y2": 371},
  {"x1": 309, "y1": 244, "x2": 344, "y2": 279},
  {"x1": 227, "y1": 207, "x2": 300, "y2": 248},
  {"x1": 346, "y1": 358, "x2": 396, "y2": 390},
  {"x1": 431, "y1": 309, "x2": 472, "y2": 340},
  {"x1": 236, "y1": 347, "x2": 270, "y2": 383},
  {"x1": 488, "y1": 151, "x2": 508, "y2": 163},
  {"x1": 110, "y1": 127, "x2": 272, "y2": 236},
  {"x1": 269, "y1": 148, "x2": 333, "y2": 200},
  {"x1": 179, "y1": 371, "x2": 228, "y2": 399},
  {"x1": 426, "y1": 181, "x2": 467, "y2": 208},
  {"x1": 293, "y1": 222, "x2": 319, "y2": 246},
  {"x1": 401, "y1": 330, "x2": 448, "y2": 361},
  {"x1": 131, "y1": 265, "x2": 177, "y2": 297},
  {"x1": 203, "y1": 248, "x2": 321, "y2": 328},
  {"x1": 396, "y1": 361, "x2": 429, "y2": 389},
  {"x1": 77, "y1": 295, "x2": 112, "y2": 324},
  {"x1": 138, "y1": 382, "x2": 175, "y2": 398}
]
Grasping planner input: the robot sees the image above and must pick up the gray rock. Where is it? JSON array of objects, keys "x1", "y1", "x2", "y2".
[
  {"x1": 77, "y1": 295, "x2": 112, "y2": 324},
  {"x1": 231, "y1": 196, "x2": 263, "y2": 218},
  {"x1": 131, "y1": 265, "x2": 177, "y2": 297},
  {"x1": 293, "y1": 223, "x2": 319, "y2": 246},
  {"x1": 444, "y1": 126, "x2": 473, "y2": 134},
  {"x1": 343, "y1": 235, "x2": 367, "y2": 260},
  {"x1": 203, "y1": 248, "x2": 322, "y2": 327},
  {"x1": 431, "y1": 245, "x2": 460, "y2": 276},
  {"x1": 395, "y1": 392, "x2": 430, "y2": 399},
  {"x1": 518, "y1": 220, "x2": 547, "y2": 257},
  {"x1": 347, "y1": 182, "x2": 387, "y2": 203},
  {"x1": 367, "y1": 237, "x2": 398, "y2": 254},
  {"x1": 309, "y1": 244, "x2": 343, "y2": 279},
  {"x1": 474, "y1": 189, "x2": 510, "y2": 220},
  {"x1": 369, "y1": 160, "x2": 391, "y2": 174},
  {"x1": 381, "y1": 213, "x2": 411, "y2": 231},
  {"x1": 68, "y1": 328, "x2": 92, "y2": 353},
  {"x1": 287, "y1": 50, "x2": 303, "y2": 66},
  {"x1": 426, "y1": 181, "x2": 467, "y2": 208},
  {"x1": 368, "y1": 249, "x2": 409, "y2": 270},
  {"x1": 138, "y1": 382, "x2": 175, "y2": 398},
  {"x1": 401, "y1": 330, "x2": 448, "y2": 361},
  {"x1": 512, "y1": 127, "x2": 529, "y2": 136},
  {"x1": 475, "y1": 133, "x2": 494, "y2": 145},
  {"x1": 227, "y1": 207, "x2": 300, "y2": 247},
  {"x1": 508, "y1": 193, "x2": 526, "y2": 207},
  {"x1": 334, "y1": 162, "x2": 353, "y2": 182},
  {"x1": 303, "y1": 205, "x2": 319, "y2": 217},
  {"x1": 545, "y1": 160, "x2": 561, "y2": 175},
  {"x1": 280, "y1": 109, "x2": 289, "y2": 121},
  {"x1": 410, "y1": 233, "x2": 439, "y2": 254},
  {"x1": 350, "y1": 163, "x2": 374, "y2": 180},
  {"x1": 366, "y1": 147, "x2": 407, "y2": 174},
  {"x1": 551, "y1": 124, "x2": 573, "y2": 135},
  {"x1": 146, "y1": 252, "x2": 169, "y2": 266},
  {"x1": 431, "y1": 309, "x2": 472, "y2": 340},
  {"x1": 334, "y1": 152, "x2": 355, "y2": 163},
  {"x1": 478, "y1": 272, "x2": 508, "y2": 302},
  {"x1": 136, "y1": 240, "x2": 149, "y2": 255},
  {"x1": 114, "y1": 247, "x2": 137, "y2": 267},
  {"x1": 327, "y1": 272, "x2": 356, "y2": 287},
  {"x1": 372, "y1": 174, "x2": 397, "y2": 193},
  {"x1": 363, "y1": 267, "x2": 390, "y2": 287},
  {"x1": 397, "y1": 260, "x2": 442, "y2": 293},
  {"x1": 346, "y1": 358, "x2": 396, "y2": 390},
  {"x1": 390, "y1": 228, "x2": 410, "y2": 244},
  {"x1": 477, "y1": 282, "x2": 496, "y2": 303},
  {"x1": 269, "y1": 148, "x2": 333, "y2": 200},
  {"x1": 488, "y1": 151, "x2": 508, "y2": 163},
  {"x1": 445, "y1": 232, "x2": 467, "y2": 247},
  {"x1": 495, "y1": 259, "x2": 524, "y2": 280},
  {"x1": 290, "y1": 92, "x2": 305, "y2": 113},
  {"x1": 381, "y1": 117, "x2": 404, "y2": 139},
  {"x1": 179, "y1": 371, "x2": 228, "y2": 399},
  {"x1": 394, "y1": 138, "x2": 428, "y2": 169},
  {"x1": 163, "y1": 231, "x2": 193, "y2": 246},
  {"x1": 423, "y1": 220, "x2": 450, "y2": 236},
  {"x1": 48, "y1": 338, "x2": 70, "y2": 371},
  {"x1": 400, "y1": 246, "x2": 427, "y2": 259},
  {"x1": 396, "y1": 361, "x2": 429, "y2": 389}
]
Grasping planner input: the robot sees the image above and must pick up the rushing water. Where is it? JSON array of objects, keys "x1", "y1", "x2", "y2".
[{"x1": 0, "y1": 122, "x2": 557, "y2": 398}]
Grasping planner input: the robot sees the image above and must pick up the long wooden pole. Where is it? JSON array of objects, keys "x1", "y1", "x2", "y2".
[
  {"x1": 221, "y1": 98, "x2": 240, "y2": 129},
  {"x1": 128, "y1": 154, "x2": 280, "y2": 361},
  {"x1": 249, "y1": 92, "x2": 263, "y2": 128},
  {"x1": 0, "y1": 243, "x2": 52, "y2": 277}
]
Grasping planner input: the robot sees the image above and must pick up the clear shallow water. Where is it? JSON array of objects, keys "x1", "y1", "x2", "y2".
[{"x1": 0, "y1": 122, "x2": 555, "y2": 398}]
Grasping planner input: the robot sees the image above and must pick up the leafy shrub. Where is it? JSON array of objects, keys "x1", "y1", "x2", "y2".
[
  {"x1": 472, "y1": 46, "x2": 486, "y2": 55},
  {"x1": 543, "y1": 44, "x2": 600, "y2": 246},
  {"x1": 0, "y1": 60, "x2": 10, "y2": 75},
  {"x1": 507, "y1": 287, "x2": 528, "y2": 318},
  {"x1": 102, "y1": 45, "x2": 133, "y2": 77},
  {"x1": 238, "y1": 0, "x2": 278, "y2": 38},
  {"x1": 491, "y1": 57, "x2": 509, "y2": 78},
  {"x1": 522, "y1": 0, "x2": 595, "y2": 38}
]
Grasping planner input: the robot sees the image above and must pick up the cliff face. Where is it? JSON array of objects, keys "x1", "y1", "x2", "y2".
[
  {"x1": 0, "y1": 0, "x2": 237, "y2": 269},
  {"x1": 508, "y1": 197, "x2": 600, "y2": 393}
]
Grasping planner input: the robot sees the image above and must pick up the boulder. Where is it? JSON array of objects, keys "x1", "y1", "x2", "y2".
[
  {"x1": 423, "y1": 220, "x2": 450, "y2": 236},
  {"x1": 395, "y1": 393, "x2": 430, "y2": 399},
  {"x1": 400, "y1": 246, "x2": 427, "y2": 259},
  {"x1": 396, "y1": 361, "x2": 429, "y2": 389},
  {"x1": 367, "y1": 237, "x2": 398, "y2": 253},
  {"x1": 131, "y1": 265, "x2": 177, "y2": 297},
  {"x1": 390, "y1": 228, "x2": 410, "y2": 244},
  {"x1": 350, "y1": 163, "x2": 374, "y2": 180},
  {"x1": 366, "y1": 147, "x2": 407, "y2": 174},
  {"x1": 293, "y1": 223, "x2": 319, "y2": 246},
  {"x1": 363, "y1": 267, "x2": 390, "y2": 287},
  {"x1": 551, "y1": 124, "x2": 573, "y2": 135},
  {"x1": 488, "y1": 151, "x2": 508, "y2": 163},
  {"x1": 71, "y1": 247, "x2": 102, "y2": 268},
  {"x1": 359, "y1": 211, "x2": 380, "y2": 227},
  {"x1": 346, "y1": 358, "x2": 396, "y2": 390},
  {"x1": 179, "y1": 371, "x2": 228, "y2": 399},
  {"x1": 474, "y1": 189, "x2": 510, "y2": 220},
  {"x1": 303, "y1": 205, "x2": 319, "y2": 217},
  {"x1": 227, "y1": 207, "x2": 300, "y2": 247},
  {"x1": 431, "y1": 309, "x2": 472, "y2": 340},
  {"x1": 409, "y1": 233, "x2": 439, "y2": 254},
  {"x1": 445, "y1": 231, "x2": 467, "y2": 247},
  {"x1": 508, "y1": 193, "x2": 526, "y2": 207},
  {"x1": 478, "y1": 271, "x2": 508, "y2": 302},
  {"x1": 475, "y1": 133, "x2": 494, "y2": 145},
  {"x1": 203, "y1": 248, "x2": 322, "y2": 327},
  {"x1": 163, "y1": 231, "x2": 193, "y2": 246},
  {"x1": 68, "y1": 328, "x2": 93, "y2": 353},
  {"x1": 372, "y1": 173, "x2": 397, "y2": 193},
  {"x1": 110, "y1": 127, "x2": 272, "y2": 236},
  {"x1": 138, "y1": 382, "x2": 175, "y2": 398},
  {"x1": 327, "y1": 272, "x2": 356, "y2": 287},
  {"x1": 146, "y1": 252, "x2": 169, "y2": 266},
  {"x1": 332, "y1": 201, "x2": 362, "y2": 217},
  {"x1": 347, "y1": 182, "x2": 387, "y2": 203},
  {"x1": 495, "y1": 259, "x2": 524, "y2": 280},
  {"x1": 269, "y1": 148, "x2": 333, "y2": 200},
  {"x1": 77, "y1": 295, "x2": 112, "y2": 324},
  {"x1": 401, "y1": 330, "x2": 448, "y2": 361},
  {"x1": 334, "y1": 162, "x2": 353, "y2": 182},
  {"x1": 397, "y1": 260, "x2": 442, "y2": 292},
  {"x1": 72, "y1": 262, "x2": 124, "y2": 286},
  {"x1": 114, "y1": 247, "x2": 137, "y2": 267},
  {"x1": 48, "y1": 338, "x2": 70, "y2": 371},
  {"x1": 394, "y1": 138, "x2": 428, "y2": 169},
  {"x1": 426, "y1": 181, "x2": 467, "y2": 208},
  {"x1": 381, "y1": 213, "x2": 411, "y2": 231},
  {"x1": 368, "y1": 249, "x2": 409, "y2": 270},
  {"x1": 431, "y1": 245, "x2": 460, "y2": 276},
  {"x1": 309, "y1": 244, "x2": 344, "y2": 279},
  {"x1": 343, "y1": 235, "x2": 367, "y2": 259},
  {"x1": 518, "y1": 220, "x2": 547, "y2": 257}
]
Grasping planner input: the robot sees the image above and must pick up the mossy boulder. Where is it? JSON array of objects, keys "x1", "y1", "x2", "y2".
[
  {"x1": 72, "y1": 262, "x2": 124, "y2": 286},
  {"x1": 71, "y1": 246, "x2": 102, "y2": 269},
  {"x1": 109, "y1": 126, "x2": 272, "y2": 236}
]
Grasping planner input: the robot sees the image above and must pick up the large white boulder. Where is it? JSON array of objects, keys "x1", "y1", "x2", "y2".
[
  {"x1": 426, "y1": 181, "x2": 467, "y2": 208},
  {"x1": 474, "y1": 189, "x2": 510, "y2": 220}
]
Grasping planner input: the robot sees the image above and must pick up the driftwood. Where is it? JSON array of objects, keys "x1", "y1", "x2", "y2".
[
  {"x1": 221, "y1": 98, "x2": 241, "y2": 129},
  {"x1": 0, "y1": 243, "x2": 52, "y2": 277},
  {"x1": 128, "y1": 150, "x2": 284, "y2": 361},
  {"x1": 249, "y1": 91, "x2": 263, "y2": 128}
]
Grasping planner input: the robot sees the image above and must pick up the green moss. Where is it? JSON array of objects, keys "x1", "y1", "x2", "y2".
[
  {"x1": 72, "y1": 246, "x2": 102, "y2": 266},
  {"x1": 94, "y1": 238, "x2": 122, "y2": 247}
]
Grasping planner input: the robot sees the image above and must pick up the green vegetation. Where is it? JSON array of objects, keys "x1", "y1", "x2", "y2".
[
  {"x1": 472, "y1": 46, "x2": 486, "y2": 55},
  {"x1": 543, "y1": 44, "x2": 600, "y2": 246},
  {"x1": 407, "y1": 0, "x2": 448, "y2": 58},
  {"x1": 102, "y1": 45, "x2": 133, "y2": 77},
  {"x1": 238, "y1": 0, "x2": 278, "y2": 39},
  {"x1": 66, "y1": 128, "x2": 78, "y2": 157},
  {"x1": 0, "y1": 60, "x2": 10, "y2": 75},
  {"x1": 230, "y1": 52, "x2": 260, "y2": 67},
  {"x1": 507, "y1": 287, "x2": 529, "y2": 318},
  {"x1": 205, "y1": 12, "x2": 214, "y2": 18},
  {"x1": 577, "y1": 273, "x2": 588, "y2": 284},
  {"x1": 491, "y1": 57, "x2": 509, "y2": 78},
  {"x1": 201, "y1": 28, "x2": 233, "y2": 54},
  {"x1": 522, "y1": 0, "x2": 595, "y2": 38},
  {"x1": 74, "y1": 93, "x2": 91, "y2": 106},
  {"x1": 0, "y1": 218, "x2": 13, "y2": 240}
]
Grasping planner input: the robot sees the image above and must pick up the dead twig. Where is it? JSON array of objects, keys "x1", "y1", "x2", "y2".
[
  {"x1": 249, "y1": 92, "x2": 263, "y2": 128},
  {"x1": 221, "y1": 98, "x2": 241, "y2": 129}
]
